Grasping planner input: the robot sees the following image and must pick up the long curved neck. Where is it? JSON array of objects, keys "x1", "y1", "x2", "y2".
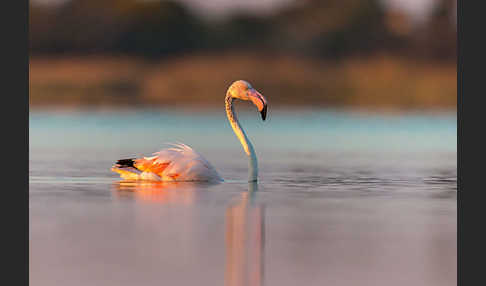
[{"x1": 225, "y1": 94, "x2": 258, "y2": 182}]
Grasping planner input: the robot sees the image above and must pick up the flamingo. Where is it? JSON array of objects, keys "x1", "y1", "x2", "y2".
[{"x1": 111, "y1": 80, "x2": 268, "y2": 182}]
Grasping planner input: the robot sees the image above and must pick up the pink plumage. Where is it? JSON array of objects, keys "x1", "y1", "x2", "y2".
[{"x1": 111, "y1": 143, "x2": 223, "y2": 182}]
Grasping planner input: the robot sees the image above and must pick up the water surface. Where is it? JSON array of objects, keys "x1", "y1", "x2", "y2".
[{"x1": 30, "y1": 108, "x2": 456, "y2": 286}]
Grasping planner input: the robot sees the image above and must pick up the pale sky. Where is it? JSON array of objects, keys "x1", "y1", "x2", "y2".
[{"x1": 383, "y1": 0, "x2": 439, "y2": 21}]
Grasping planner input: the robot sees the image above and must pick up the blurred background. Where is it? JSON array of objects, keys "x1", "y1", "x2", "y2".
[
  {"x1": 29, "y1": 0, "x2": 456, "y2": 110},
  {"x1": 30, "y1": 2, "x2": 457, "y2": 285}
]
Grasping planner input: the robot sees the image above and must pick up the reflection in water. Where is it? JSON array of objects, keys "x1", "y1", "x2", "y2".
[
  {"x1": 112, "y1": 180, "x2": 198, "y2": 205},
  {"x1": 225, "y1": 182, "x2": 265, "y2": 286},
  {"x1": 111, "y1": 180, "x2": 266, "y2": 286}
]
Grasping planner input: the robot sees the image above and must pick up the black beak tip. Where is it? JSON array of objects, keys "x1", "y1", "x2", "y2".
[{"x1": 261, "y1": 105, "x2": 267, "y2": 121}]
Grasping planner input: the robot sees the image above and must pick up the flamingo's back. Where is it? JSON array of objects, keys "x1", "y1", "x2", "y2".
[{"x1": 111, "y1": 143, "x2": 223, "y2": 182}]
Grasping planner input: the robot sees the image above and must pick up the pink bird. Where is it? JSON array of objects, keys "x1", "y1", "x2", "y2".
[{"x1": 111, "y1": 80, "x2": 268, "y2": 182}]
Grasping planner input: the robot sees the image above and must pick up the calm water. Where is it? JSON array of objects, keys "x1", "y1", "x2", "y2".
[{"x1": 29, "y1": 108, "x2": 457, "y2": 286}]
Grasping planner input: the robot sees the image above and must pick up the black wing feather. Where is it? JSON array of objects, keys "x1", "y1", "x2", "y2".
[{"x1": 115, "y1": 158, "x2": 136, "y2": 168}]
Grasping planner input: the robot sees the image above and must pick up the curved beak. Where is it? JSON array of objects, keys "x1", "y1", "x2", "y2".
[
  {"x1": 249, "y1": 89, "x2": 268, "y2": 121},
  {"x1": 261, "y1": 105, "x2": 267, "y2": 121}
]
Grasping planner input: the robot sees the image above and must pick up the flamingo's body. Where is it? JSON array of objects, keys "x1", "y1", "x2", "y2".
[
  {"x1": 111, "y1": 80, "x2": 267, "y2": 182},
  {"x1": 112, "y1": 143, "x2": 222, "y2": 182}
]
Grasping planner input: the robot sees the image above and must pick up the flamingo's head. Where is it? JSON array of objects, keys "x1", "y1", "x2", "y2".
[{"x1": 228, "y1": 80, "x2": 267, "y2": 121}]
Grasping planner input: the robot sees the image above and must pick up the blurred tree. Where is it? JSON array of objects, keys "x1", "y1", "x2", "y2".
[
  {"x1": 30, "y1": 3, "x2": 57, "y2": 54},
  {"x1": 31, "y1": 0, "x2": 127, "y2": 54},
  {"x1": 30, "y1": 0, "x2": 208, "y2": 57},
  {"x1": 29, "y1": 0, "x2": 455, "y2": 62},
  {"x1": 113, "y1": 0, "x2": 207, "y2": 57},
  {"x1": 271, "y1": 0, "x2": 390, "y2": 59},
  {"x1": 411, "y1": 0, "x2": 456, "y2": 61},
  {"x1": 204, "y1": 14, "x2": 274, "y2": 52}
]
